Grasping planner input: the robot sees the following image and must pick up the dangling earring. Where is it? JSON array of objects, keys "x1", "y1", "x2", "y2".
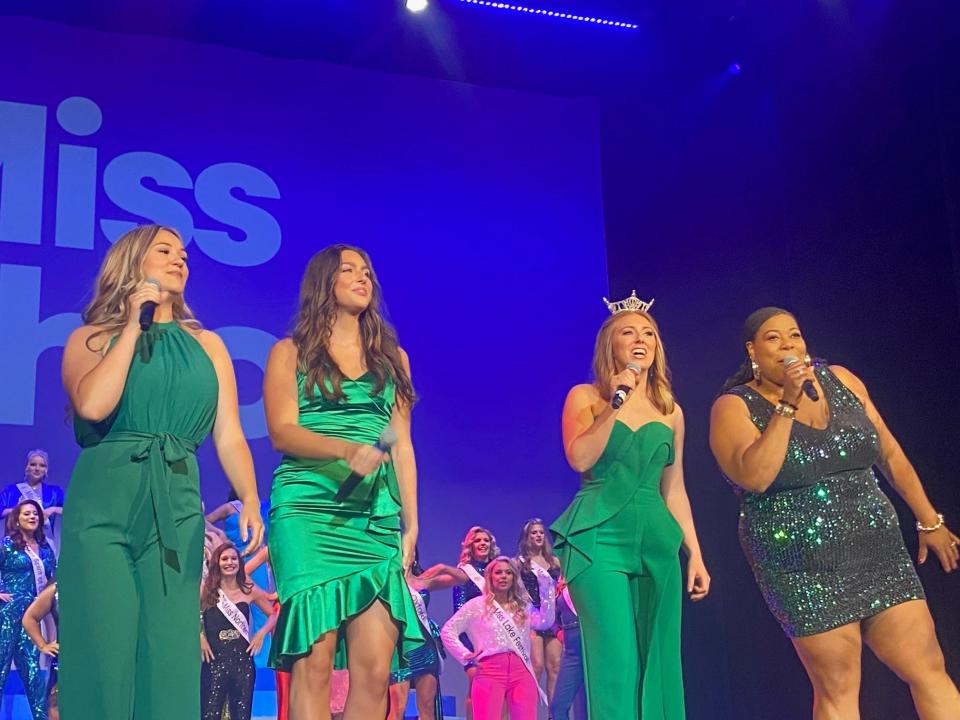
[
  {"x1": 751, "y1": 359, "x2": 761, "y2": 383},
  {"x1": 804, "y1": 353, "x2": 812, "y2": 367}
]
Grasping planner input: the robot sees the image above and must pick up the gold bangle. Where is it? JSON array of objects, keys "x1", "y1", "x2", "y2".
[
  {"x1": 916, "y1": 513, "x2": 944, "y2": 533},
  {"x1": 774, "y1": 402, "x2": 797, "y2": 420}
]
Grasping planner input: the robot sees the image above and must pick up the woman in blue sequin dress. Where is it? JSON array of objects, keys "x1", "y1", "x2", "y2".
[
  {"x1": 0, "y1": 500, "x2": 57, "y2": 720},
  {"x1": 710, "y1": 307, "x2": 960, "y2": 720}
]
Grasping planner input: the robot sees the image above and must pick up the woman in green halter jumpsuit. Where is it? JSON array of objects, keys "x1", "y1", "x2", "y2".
[
  {"x1": 265, "y1": 245, "x2": 422, "y2": 720},
  {"x1": 58, "y1": 225, "x2": 264, "y2": 720},
  {"x1": 551, "y1": 303, "x2": 711, "y2": 720}
]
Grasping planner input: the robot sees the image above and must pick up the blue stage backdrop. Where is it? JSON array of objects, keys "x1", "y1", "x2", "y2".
[{"x1": 0, "y1": 15, "x2": 607, "y2": 709}]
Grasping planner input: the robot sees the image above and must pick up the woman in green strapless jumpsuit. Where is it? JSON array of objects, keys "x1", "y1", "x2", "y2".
[
  {"x1": 551, "y1": 302, "x2": 710, "y2": 720},
  {"x1": 265, "y1": 245, "x2": 421, "y2": 720},
  {"x1": 58, "y1": 225, "x2": 263, "y2": 720}
]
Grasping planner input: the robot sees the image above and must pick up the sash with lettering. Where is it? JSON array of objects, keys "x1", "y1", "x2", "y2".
[
  {"x1": 407, "y1": 581, "x2": 443, "y2": 670},
  {"x1": 24, "y1": 545, "x2": 47, "y2": 595},
  {"x1": 460, "y1": 563, "x2": 549, "y2": 705},
  {"x1": 216, "y1": 589, "x2": 250, "y2": 641}
]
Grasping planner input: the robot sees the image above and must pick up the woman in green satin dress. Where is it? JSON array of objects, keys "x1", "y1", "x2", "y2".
[
  {"x1": 550, "y1": 300, "x2": 710, "y2": 719},
  {"x1": 264, "y1": 245, "x2": 422, "y2": 720},
  {"x1": 58, "y1": 224, "x2": 264, "y2": 720}
]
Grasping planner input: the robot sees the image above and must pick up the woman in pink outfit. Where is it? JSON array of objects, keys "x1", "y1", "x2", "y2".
[{"x1": 440, "y1": 556, "x2": 555, "y2": 720}]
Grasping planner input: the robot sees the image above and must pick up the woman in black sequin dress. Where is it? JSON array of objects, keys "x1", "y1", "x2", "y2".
[
  {"x1": 710, "y1": 307, "x2": 960, "y2": 720},
  {"x1": 199, "y1": 544, "x2": 276, "y2": 720}
]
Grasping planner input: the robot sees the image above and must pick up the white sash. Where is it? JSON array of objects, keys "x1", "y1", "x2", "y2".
[
  {"x1": 459, "y1": 562, "x2": 486, "y2": 592},
  {"x1": 460, "y1": 563, "x2": 548, "y2": 706},
  {"x1": 407, "y1": 582, "x2": 443, "y2": 671},
  {"x1": 408, "y1": 583, "x2": 432, "y2": 635},
  {"x1": 16, "y1": 483, "x2": 43, "y2": 507},
  {"x1": 216, "y1": 590, "x2": 250, "y2": 641},
  {"x1": 24, "y1": 545, "x2": 46, "y2": 595}
]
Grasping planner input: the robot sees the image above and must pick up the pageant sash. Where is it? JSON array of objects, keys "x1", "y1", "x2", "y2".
[
  {"x1": 217, "y1": 590, "x2": 250, "y2": 641},
  {"x1": 408, "y1": 583, "x2": 432, "y2": 635},
  {"x1": 460, "y1": 563, "x2": 548, "y2": 705},
  {"x1": 460, "y1": 562, "x2": 486, "y2": 592},
  {"x1": 486, "y1": 597, "x2": 549, "y2": 705},
  {"x1": 16, "y1": 483, "x2": 43, "y2": 507},
  {"x1": 24, "y1": 545, "x2": 47, "y2": 595}
]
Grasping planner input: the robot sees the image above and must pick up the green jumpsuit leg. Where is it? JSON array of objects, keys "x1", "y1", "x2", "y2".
[
  {"x1": 567, "y1": 500, "x2": 685, "y2": 720},
  {"x1": 58, "y1": 443, "x2": 204, "y2": 720}
]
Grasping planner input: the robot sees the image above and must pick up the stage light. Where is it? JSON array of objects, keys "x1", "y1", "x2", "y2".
[
  {"x1": 728, "y1": 62, "x2": 743, "y2": 75},
  {"x1": 457, "y1": 0, "x2": 639, "y2": 29},
  {"x1": 406, "y1": 0, "x2": 429, "y2": 12}
]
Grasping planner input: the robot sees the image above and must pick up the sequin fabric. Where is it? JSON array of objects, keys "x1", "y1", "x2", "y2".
[
  {"x1": 201, "y1": 601, "x2": 255, "y2": 720},
  {"x1": 0, "y1": 537, "x2": 56, "y2": 720},
  {"x1": 441, "y1": 572, "x2": 556, "y2": 666},
  {"x1": 723, "y1": 364, "x2": 924, "y2": 637}
]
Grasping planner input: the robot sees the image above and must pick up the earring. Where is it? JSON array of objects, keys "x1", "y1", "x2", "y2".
[
  {"x1": 751, "y1": 359, "x2": 761, "y2": 383},
  {"x1": 804, "y1": 353, "x2": 812, "y2": 367}
]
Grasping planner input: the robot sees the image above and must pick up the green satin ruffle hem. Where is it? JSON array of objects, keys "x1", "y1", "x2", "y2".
[{"x1": 268, "y1": 555, "x2": 423, "y2": 673}]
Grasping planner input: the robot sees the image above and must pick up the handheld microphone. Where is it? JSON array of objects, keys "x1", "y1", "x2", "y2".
[
  {"x1": 334, "y1": 427, "x2": 398, "y2": 502},
  {"x1": 783, "y1": 355, "x2": 819, "y2": 402},
  {"x1": 611, "y1": 362, "x2": 644, "y2": 410},
  {"x1": 138, "y1": 278, "x2": 161, "y2": 331}
]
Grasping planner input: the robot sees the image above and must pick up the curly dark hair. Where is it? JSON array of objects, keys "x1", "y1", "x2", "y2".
[{"x1": 6, "y1": 499, "x2": 49, "y2": 551}]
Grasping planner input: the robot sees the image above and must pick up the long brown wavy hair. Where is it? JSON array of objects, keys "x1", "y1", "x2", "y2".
[
  {"x1": 6, "y1": 500, "x2": 49, "y2": 552},
  {"x1": 592, "y1": 310, "x2": 675, "y2": 415},
  {"x1": 516, "y1": 518, "x2": 558, "y2": 573},
  {"x1": 201, "y1": 543, "x2": 253, "y2": 610},
  {"x1": 458, "y1": 525, "x2": 500, "y2": 566},
  {"x1": 291, "y1": 244, "x2": 415, "y2": 406},
  {"x1": 82, "y1": 225, "x2": 201, "y2": 350},
  {"x1": 483, "y1": 556, "x2": 530, "y2": 625}
]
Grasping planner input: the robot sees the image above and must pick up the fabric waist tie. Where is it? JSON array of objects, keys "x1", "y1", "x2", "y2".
[{"x1": 100, "y1": 430, "x2": 199, "y2": 557}]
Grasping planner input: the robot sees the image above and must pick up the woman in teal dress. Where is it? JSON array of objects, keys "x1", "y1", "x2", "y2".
[
  {"x1": 58, "y1": 224, "x2": 264, "y2": 720},
  {"x1": 0, "y1": 500, "x2": 56, "y2": 720},
  {"x1": 550, "y1": 295, "x2": 710, "y2": 720},
  {"x1": 264, "y1": 244, "x2": 422, "y2": 720},
  {"x1": 710, "y1": 307, "x2": 960, "y2": 720}
]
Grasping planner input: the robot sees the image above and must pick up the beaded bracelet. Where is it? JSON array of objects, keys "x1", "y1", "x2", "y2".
[{"x1": 916, "y1": 513, "x2": 944, "y2": 533}]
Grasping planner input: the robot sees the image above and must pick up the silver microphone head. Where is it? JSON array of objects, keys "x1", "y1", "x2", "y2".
[
  {"x1": 783, "y1": 355, "x2": 800, "y2": 367},
  {"x1": 625, "y1": 362, "x2": 644, "y2": 375},
  {"x1": 379, "y1": 427, "x2": 398, "y2": 447},
  {"x1": 145, "y1": 277, "x2": 161, "y2": 289}
]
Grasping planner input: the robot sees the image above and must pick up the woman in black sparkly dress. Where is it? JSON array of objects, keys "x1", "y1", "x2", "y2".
[
  {"x1": 200, "y1": 544, "x2": 276, "y2": 720},
  {"x1": 710, "y1": 307, "x2": 960, "y2": 720}
]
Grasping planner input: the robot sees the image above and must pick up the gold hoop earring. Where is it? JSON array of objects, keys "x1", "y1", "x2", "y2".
[
  {"x1": 804, "y1": 353, "x2": 812, "y2": 366},
  {"x1": 751, "y1": 359, "x2": 761, "y2": 383}
]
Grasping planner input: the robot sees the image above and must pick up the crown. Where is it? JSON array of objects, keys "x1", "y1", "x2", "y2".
[{"x1": 603, "y1": 290, "x2": 654, "y2": 315}]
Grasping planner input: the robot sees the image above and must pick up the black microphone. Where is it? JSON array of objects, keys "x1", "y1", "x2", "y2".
[
  {"x1": 334, "y1": 427, "x2": 398, "y2": 502},
  {"x1": 784, "y1": 354, "x2": 819, "y2": 402},
  {"x1": 611, "y1": 362, "x2": 643, "y2": 410},
  {"x1": 138, "y1": 278, "x2": 161, "y2": 331}
]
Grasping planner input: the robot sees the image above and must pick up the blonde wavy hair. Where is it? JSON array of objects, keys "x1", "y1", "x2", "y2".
[
  {"x1": 592, "y1": 310, "x2": 675, "y2": 415},
  {"x1": 291, "y1": 244, "x2": 415, "y2": 406},
  {"x1": 458, "y1": 525, "x2": 500, "y2": 566},
  {"x1": 482, "y1": 556, "x2": 530, "y2": 626},
  {"x1": 82, "y1": 224, "x2": 200, "y2": 350}
]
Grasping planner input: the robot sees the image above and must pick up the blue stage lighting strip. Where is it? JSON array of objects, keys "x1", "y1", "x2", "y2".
[{"x1": 457, "y1": 0, "x2": 639, "y2": 29}]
